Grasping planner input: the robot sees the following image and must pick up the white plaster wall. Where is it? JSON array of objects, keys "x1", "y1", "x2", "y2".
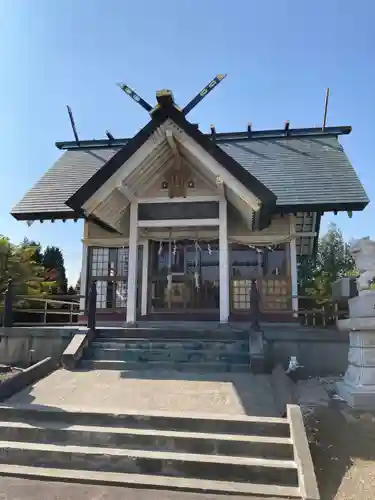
[{"x1": 141, "y1": 174, "x2": 216, "y2": 198}]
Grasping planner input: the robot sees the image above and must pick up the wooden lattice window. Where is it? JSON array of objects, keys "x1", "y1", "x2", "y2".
[
  {"x1": 232, "y1": 279, "x2": 252, "y2": 310},
  {"x1": 261, "y1": 279, "x2": 290, "y2": 310}
]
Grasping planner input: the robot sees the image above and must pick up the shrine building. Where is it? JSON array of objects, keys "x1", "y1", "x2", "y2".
[{"x1": 11, "y1": 78, "x2": 369, "y2": 324}]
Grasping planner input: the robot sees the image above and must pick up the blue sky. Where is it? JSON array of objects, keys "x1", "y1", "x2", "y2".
[{"x1": 0, "y1": 0, "x2": 374, "y2": 285}]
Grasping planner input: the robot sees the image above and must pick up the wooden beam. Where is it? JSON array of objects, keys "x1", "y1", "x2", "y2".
[
  {"x1": 116, "y1": 182, "x2": 136, "y2": 202},
  {"x1": 137, "y1": 218, "x2": 219, "y2": 228},
  {"x1": 134, "y1": 157, "x2": 175, "y2": 197},
  {"x1": 166, "y1": 129, "x2": 182, "y2": 168}
]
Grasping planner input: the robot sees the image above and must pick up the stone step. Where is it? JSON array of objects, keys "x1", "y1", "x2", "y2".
[
  {"x1": 85, "y1": 348, "x2": 250, "y2": 364},
  {"x1": 0, "y1": 405, "x2": 290, "y2": 437},
  {"x1": 0, "y1": 464, "x2": 302, "y2": 497},
  {"x1": 96, "y1": 328, "x2": 249, "y2": 341},
  {"x1": 0, "y1": 440, "x2": 298, "y2": 485},
  {"x1": 92, "y1": 339, "x2": 249, "y2": 349},
  {"x1": 81, "y1": 359, "x2": 250, "y2": 372},
  {"x1": 0, "y1": 421, "x2": 293, "y2": 459}
]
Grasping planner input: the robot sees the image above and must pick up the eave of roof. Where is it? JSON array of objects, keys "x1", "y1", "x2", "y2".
[
  {"x1": 66, "y1": 104, "x2": 277, "y2": 213},
  {"x1": 11, "y1": 210, "x2": 80, "y2": 221}
]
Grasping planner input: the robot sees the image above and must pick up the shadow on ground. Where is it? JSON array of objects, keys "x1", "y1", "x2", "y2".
[
  {"x1": 2, "y1": 385, "x2": 73, "y2": 429},
  {"x1": 305, "y1": 402, "x2": 375, "y2": 500}
]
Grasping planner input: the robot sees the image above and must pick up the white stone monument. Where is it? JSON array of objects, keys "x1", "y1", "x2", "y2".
[{"x1": 336, "y1": 236, "x2": 375, "y2": 409}]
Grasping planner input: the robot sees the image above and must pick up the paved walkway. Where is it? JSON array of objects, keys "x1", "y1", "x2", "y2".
[
  {"x1": 0, "y1": 476, "x2": 283, "y2": 500},
  {"x1": 5, "y1": 369, "x2": 278, "y2": 416}
]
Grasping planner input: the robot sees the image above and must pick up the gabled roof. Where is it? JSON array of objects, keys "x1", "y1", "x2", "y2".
[
  {"x1": 66, "y1": 104, "x2": 276, "y2": 214},
  {"x1": 220, "y1": 134, "x2": 369, "y2": 212},
  {"x1": 11, "y1": 123, "x2": 369, "y2": 221}
]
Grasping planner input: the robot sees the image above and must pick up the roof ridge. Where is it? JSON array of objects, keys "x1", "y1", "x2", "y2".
[{"x1": 56, "y1": 126, "x2": 351, "y2": 151}]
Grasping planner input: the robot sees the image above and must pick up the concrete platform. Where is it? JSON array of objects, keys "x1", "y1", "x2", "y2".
[
  {"x1": 0, "y1": 473, "x2": 301, "y2": 499},
  {"x1": 0, "y1": 368, "x2": 319, "y2": 498},
  {"x1": 5, "y1": 369, "x2": 279, "y2": 417}
]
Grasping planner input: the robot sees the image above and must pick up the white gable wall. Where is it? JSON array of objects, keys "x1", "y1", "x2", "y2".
[{"x1": 81, "y1": 120, "x2": 263, "y2": 233}]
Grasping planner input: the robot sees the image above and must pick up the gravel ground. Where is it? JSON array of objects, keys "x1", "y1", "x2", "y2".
[{"x1": 305, "y1": 401, "x2": 375, "y2": 499}]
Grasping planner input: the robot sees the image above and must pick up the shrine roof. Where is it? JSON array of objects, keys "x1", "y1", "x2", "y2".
[{"x1": 11, "y1": 123, "x2": 368, "y2": 222}]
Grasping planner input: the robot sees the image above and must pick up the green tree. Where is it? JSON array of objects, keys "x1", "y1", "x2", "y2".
[
  {"x1": 20, "y1": 238, "x2": 43, "y2": 264},
  {"x1": 316, "y1": 223, "x2": 355, "y2": 280},
  {"x1": 299, "y1": 223, "x2": 356, "y2": 302},
  {"x1": 42, "y1": 246, "x2": 68, "y2": 294},
  {"x1": 0, "y1": 236, "x2": 45, "y2": 300}
]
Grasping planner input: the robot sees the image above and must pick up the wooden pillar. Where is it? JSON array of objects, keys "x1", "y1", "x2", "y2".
[
  {"x1": 79, "y1": 242, "x2": 88, "y2": 315},
  {"x1": 219, "y1": 198, "x2": 229, "y2": 323},
  {"x1": 126, "y1": 202, "x2": 138, "y2": 324},
  {"x1": 290, "y1": 238, "x2": 298, "y2": 317},
  {"x1": 87, "y1": 281, "x2": 97, "y2": 331},
  {"x1": 141, "y1": 240, "x2": 149, "y2": 316}
]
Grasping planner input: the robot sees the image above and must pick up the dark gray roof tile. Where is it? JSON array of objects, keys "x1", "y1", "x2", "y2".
[
  {"x1": 12, "y1": 149, "x2": 118, "y2": 217},
  {"x1": 11, "y1": 134, "x2": 369, "y2": 219},
  {"x1": 219, "y1": 136, "x2": 369, "y2": 206}
]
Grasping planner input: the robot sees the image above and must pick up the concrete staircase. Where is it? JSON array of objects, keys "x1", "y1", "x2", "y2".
[
  {"x1": 0, "y1": 403, "x2": 317, "y2": 498},
  {"x1": 81, "y1": 327, "x2": 254, "y2": 372}
]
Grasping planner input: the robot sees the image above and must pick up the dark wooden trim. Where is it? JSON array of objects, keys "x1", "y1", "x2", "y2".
[
  {"x1": 11, "y1": 210, "x2": 82, "y2": 221},
  {"x1": 90, "y1": 310, "x2": 299, "y2": 323},
  {"x1": 56, "y1": 139, "x2": 127, "y2": 150},
  {"x1": 10, "y1": 210, "x2": 119, "y2": 234},
  {"x1": 55, "y1": 125, "x2": 352, "y2": 151},
  {"x1": 275, "y1": 201, "x2": 368, "y2": 213},
  {"x1": 12, "y1": 200, "x2": 367, "y2": 225},
  {"x1": 312, "y1": 212, "x2": 322, "y2": 256}
]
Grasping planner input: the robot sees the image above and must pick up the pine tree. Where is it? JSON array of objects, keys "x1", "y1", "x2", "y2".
[{"x1": 42, "y1": 246, "x2": 68, "y2": 294}]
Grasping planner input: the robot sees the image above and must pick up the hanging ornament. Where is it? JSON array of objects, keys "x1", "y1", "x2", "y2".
[
  {"x1": 194, "y1": 271, "x2": 200, "y2": 290},
  {"x1": 158, "y1": 241, "x2": 163, "y2": 255},
  {"x1": 172, "y1": 240, "x2": 177, "y2": 256},
  {"x1": 167, "y1": 273, "x2": 172, "y2": 290},
  {"x1": 194, "y1": 239, "x2": 200, "y2": 290},
  {"x1": 207, "y1": 243, "x2": 212, "y2": 255}
]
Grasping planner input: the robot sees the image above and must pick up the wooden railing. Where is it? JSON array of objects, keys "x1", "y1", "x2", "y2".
[
  {"x1": 0, "y1": 279, "x2": 98, "y2": 329},
  {"x1": 296, "y1": 295, "x2": 348, "y2": 327},
  {"x1": 11, "y1": 296, "x2": 81, "y2": 326},
  {"x1": 235, "y1": 284, "x2": 349, "y2": 327},
  {"x1": 1, "y1": 278, "x2": 348, "y2": 328},
  {"x1": 0, "y1": 279, "x2": 82, "y2": 326}
]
